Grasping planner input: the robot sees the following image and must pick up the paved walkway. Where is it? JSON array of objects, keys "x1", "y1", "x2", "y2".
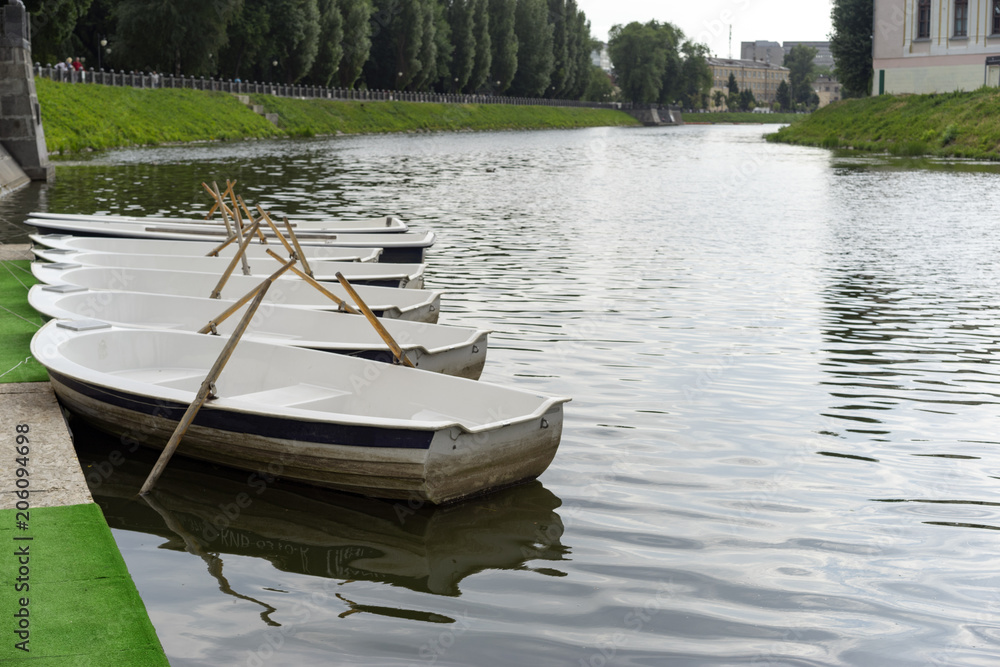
[{"x1": 0, "y1": 242, "x2": 168, "y2": 664}]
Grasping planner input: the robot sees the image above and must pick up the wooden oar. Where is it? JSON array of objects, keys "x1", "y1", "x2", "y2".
[
  {"x1": 205, "y1": 232, "x2": 241, "y2": 257},
  {"x1": 139, "y1": 257, "x2": 298, "y2": 495},
  {"x1": 335, "y1": 271, "x2": 414, "y2": 367},
  {"x1": 263, "y1": 248, "x2": 359, "y2": 314},
  {"x1": 209, "y1": 220, "x2": 260, "y2": 299},
  {"x1": 203, "y1": 180, "x2": 235, "y2": 220},
  {"x1": 282, "y1": 216, "x2": 313, "y2": 278},
  {"x1": 256, "y1": 206, "x2": 296, "y2": 257}
]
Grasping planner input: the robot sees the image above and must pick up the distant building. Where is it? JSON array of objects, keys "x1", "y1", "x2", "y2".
[
  {"x1": 591, "y1": 42, "x2": 611, "y2": 73},
  {"x1": 741, "y1": 40, "x2": 835, "y2": 71},
  {"x1": 741, "y1": 40, "x2": 785, "y2": 65},
  {"x1": 873, "y1": 0, "x2": 1000, "y2": 95},
  {"x1": 813, "y1": 74, "x2": 842, "y2": 106},
  {"x1": 708, "y1": 57, "x2": 790, "y2": 106}
]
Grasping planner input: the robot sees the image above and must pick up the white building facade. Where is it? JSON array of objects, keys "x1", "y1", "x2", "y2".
[{"x1": 874, "y1": 0, "x2": 1000, "y2": 94}]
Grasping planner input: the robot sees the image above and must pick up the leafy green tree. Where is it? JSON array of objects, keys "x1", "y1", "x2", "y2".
[
  {"x1": 608, "y1": 21, "x2": 666, "y2": 104},
  {"x1": 546, "y1": 0, "x2": 567, "y2": 97},
  {"x1": 423, "y1": 0, "x2": 451, "y2": 90},
  {"x1": 738, "y1": 88, "x2": 755, "y2": 111},
  {"x1": 447, "y1": 0, "x2": 475, "y2": 92},
  {"x1": 830, "y1": 0, "x2": 873, "y2": 97},
  {"x1": 726, "y1": 91, "x2": 739, "y2": 110},
  {"x1": 114, "y1": 0, "x2": 241, "y2": 76},
  {"x1": 711, "y1": 89, "x2": 725, "y2": 109},
  {"x1": 307, "y1": 0, "x2": 344, "y2": 85},
  {"x1": 784, "y1": 43, "x2": 818, "y2": 105},
  {"x1": 509, "y1": 0, "x2": 553, "y2": 96},
  {"x1": 467, "y1": 0, "x2": 491, "y2": 91},
  {"x1": 582, "y1": 64, "x2": 613, "y2": 101},
  {"x1": 337, "y1": 0, "x2": 373, "y2": 87},
  {"x1": 27, "y1": 0, "x2": 95, "y2": 65},
  {"x1": 487, "y1": 0, "x2": 517, "y2": 92},
  {"x1": 678, "y1": 40, "x2": 712, "y2": 109},
  {"x1": 775, "y1": 78, "x2": 791, "y2": 111},
  {"x1": 727, "y1": 72, "x2": 738, "y2": 95},
  {"x1": 567, "y1": 1, "x2": 593, "y2": 99},
  {"x1": 270, "y1": 0, "x2": 321, "y2": 82},
  {"x1": 218, "y1": 0, "x2": 270, "y2": 80},
  {"x1": 608, "y1": 20, "x2": 691, "y2": 105},
  {"x1": 365, "y1": 0, "x2": 424, "y2": 89}
]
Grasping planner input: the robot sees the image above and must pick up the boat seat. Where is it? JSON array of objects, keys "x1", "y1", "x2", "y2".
[
  {"x1": 229, "y1": 383, "x2": 351, "y2": 407},
  {"x1": 112, "y1": 368, "x2": 206, "y2": 391}
]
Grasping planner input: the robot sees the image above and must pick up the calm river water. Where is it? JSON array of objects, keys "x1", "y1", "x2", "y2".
[{"x1": 4, "y1": 124, "x2": 1000, "y2": 665}]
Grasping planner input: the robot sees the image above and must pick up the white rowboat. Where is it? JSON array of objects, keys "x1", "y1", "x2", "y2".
[
  {"x1": 29, "y1": 211, "x2": 409, "y2": 234},
  {"x1": 29, "y1": 287, "x2": 488, "y2": 379},
  {"x1": 32, "y1": 249, "x2": 426, "y2": 290},
  {"x1": 29, "y1": 233, "x2": 383, "y2": 263},
  {"x1": 31, "y1": 265, "x2": 442, "y2": 323},
  {"x1": 27, "y1": 226, "x2": 436, "y2": 263},
  {"x1": 31, "y1": 321, "x2": 568, "y2": 503}
]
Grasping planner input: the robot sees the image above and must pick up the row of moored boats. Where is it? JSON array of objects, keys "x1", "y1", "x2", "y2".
[{"x1": 27, "y1": 188, "x2": 569, "y2": 504}]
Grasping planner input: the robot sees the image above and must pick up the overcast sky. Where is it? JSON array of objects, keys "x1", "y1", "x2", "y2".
[{"x1": 576, "y1": 0, "x2": 834, "y2": 57}]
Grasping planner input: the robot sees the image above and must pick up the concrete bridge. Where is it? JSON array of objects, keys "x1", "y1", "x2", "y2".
[{"x1": 0, "y1": 2, "x2": 54, "y2": 193}]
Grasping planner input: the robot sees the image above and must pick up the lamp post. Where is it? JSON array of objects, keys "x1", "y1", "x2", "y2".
[{"x1": 98, "y1": 37, "x2": 106, "y2": 70}]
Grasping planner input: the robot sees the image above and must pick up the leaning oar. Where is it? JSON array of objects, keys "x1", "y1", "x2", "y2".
[
  {"x1": 202, "y1": 181, "x2": 236, "y2": 236},
  {"x1": 264, "y1": 248, "x2": 359, "y2": 314},
  {"x1": 336, "y1": 271, "x2": 415, "y2": 368},
  {"x1": 283, "y1": 216, "x2": 314, "y2": 278},
  {"x1": 202, "y1": 179, "x2": 235, "y2": 220},
  {"x1": 209, "y1": 220, "x2": 261, "y2": 298},
  {"x1": 139, "y1": 257, "x2": 298, "y2": 495},
  {"x1": 204, "y1": 231, "x2": 241, "y2": 257}
]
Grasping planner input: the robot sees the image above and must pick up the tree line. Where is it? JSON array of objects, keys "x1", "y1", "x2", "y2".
[{"x1": 26, "y1": 0, "x2": 610, "y2": 99}]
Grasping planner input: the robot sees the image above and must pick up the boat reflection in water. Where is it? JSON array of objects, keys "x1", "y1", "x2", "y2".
[{"x1": 75, "y1": 423, "x2": 568, "y2": 613}]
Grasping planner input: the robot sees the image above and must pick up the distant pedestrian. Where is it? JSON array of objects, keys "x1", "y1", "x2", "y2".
[
  {"x1": 71, "y1": 58, "x2": 82, "y2": 72},
  {"x1": 55, "y1": 59, "x2": 69, "y2": 71}
]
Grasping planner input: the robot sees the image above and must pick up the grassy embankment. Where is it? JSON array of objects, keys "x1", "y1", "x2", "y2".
[
  {"x1": 682, "y1": 111, "x2": 801, "y2": 124},
  {"x1": 767, "y1": 88, "x2": 1000, "y2": 159},
  {"x1": 36, "y1": 78, "x2": 640, "y2": 154}
]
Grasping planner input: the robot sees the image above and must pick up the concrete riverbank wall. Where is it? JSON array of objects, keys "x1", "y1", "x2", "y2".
[{"x1": 0, "y1": 1, "x2": 53, "y2": 194}]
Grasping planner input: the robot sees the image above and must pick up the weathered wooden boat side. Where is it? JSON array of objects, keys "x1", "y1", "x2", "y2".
[
  {"x1": 28, "y1": 223, "x2": 435, "y2": 263},
  {"x1": 31, "y1": 323, "x2": 568, "y2": 504},
  {"x1": 29, "y1": 233, "x2": 383, "y2": 263},
  {"x1": 32, "y1": 249, "x2": 426, "y2": 290},
  {"x1": 29, "y1": 286, "x2": 489, "y2": 378},
  {"x1": 30, "y1": 265, "x2": 442, "y2": 323}
]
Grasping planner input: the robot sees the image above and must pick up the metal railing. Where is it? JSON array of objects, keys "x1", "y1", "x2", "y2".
[{"x1": 34, "y1": 63, "x2": 622, "y2": 110}]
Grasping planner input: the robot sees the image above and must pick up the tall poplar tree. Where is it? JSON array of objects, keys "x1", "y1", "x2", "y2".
[
  {"x1": 307, "y1": 0, "x2": 344, "y2": 85},
  {"x1": 447, "y1": 0, "x2": 475, "y2": 92},
  {"x1": 365, "y1": 0, "x2": 423, "y2": 89},
  {"x1": 468, "y1": 0, "x2": 491, "y2": 92},
  {"x1": 337, "y1": 0, "x2": 372, "y2": 88},
  {"x1": 509, "y1": 0, "x2": 553, "y2": 96},
  {"x1": 546, "y1": 0, "x2": 568, "y2": 97},
  {"x1": 487, "y1": 0, "x2": 517, "y2": 92},
  {"x1": 830, "y1": 0, "x2": 873, "y2": 97},
  {"x1": 114, "y1": 0, "x2": 241, "y2": 76}
]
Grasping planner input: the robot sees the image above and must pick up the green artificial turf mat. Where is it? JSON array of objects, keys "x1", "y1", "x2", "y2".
[
  {"x1": 0, "y1": 503, "x2": 168, "y2": 664},
  {"x1": 0, "y1": 260, "x2": 47, "y2": 384}
]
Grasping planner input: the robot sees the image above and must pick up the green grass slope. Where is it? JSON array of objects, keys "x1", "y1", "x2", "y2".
[
  {"x1": 36, "y1": 79, "x2": 639, "y2": 154},
  {"x1": 682, "y1": 112, "x2": 801, "y2": 124},
  {"x1": 767, "y1": 88, "x2": 1000, "y2": 159}
]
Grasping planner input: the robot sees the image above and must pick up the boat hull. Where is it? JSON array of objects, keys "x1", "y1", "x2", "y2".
[
  {"x1": 28, "y1": 224, "x2": 434, "y2": 264},
  {"x1": 47, "y1": 370, "x2": 563, "y2": 504}
]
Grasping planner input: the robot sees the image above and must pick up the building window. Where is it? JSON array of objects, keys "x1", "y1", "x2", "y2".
[
  {"x1": 918, "y1": 0, "x2": 931, "y2": 38},
  {"x1": 955, "y1": 0, "x2": 968, "y2": 37},
  {"x1": 993, "y1": 0, "x2": 1000, "y2": 34}
]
